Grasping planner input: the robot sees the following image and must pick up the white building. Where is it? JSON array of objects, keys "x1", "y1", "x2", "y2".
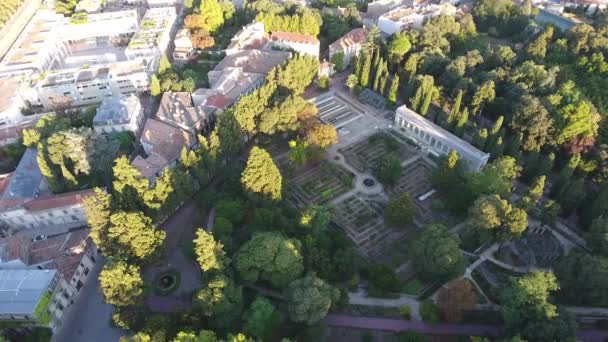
[
  {"x1": 125, "y1": 7, "x2": 178, "y2": 70},
  {"x1": 147, "y1": 0, "x2": 180, "y2": 7},
  {"x1": 394, "y1": 105, "x2": 489, "y2": 171},
  {"x1": 173, "y1": 28, "x2": 194, "y2": 64},
  {"x1": 268, "y1": 32, "x2": 320, "y2": 59},
  {"x1": 74, "y1": 0, "x2": 104, "y2": 13},
  {"x1": 93, "y1": 94, "x2": 144, "y2": 134},
  {"x1": 0, "y1": 77, "x2": 27, "y2": 127},
  {"x1": 378, "y1": 3, "x2": 456, "y2": 34},
  {"x1": 0, "y1": 10, "x2": 67, "y2": 77},
  {"x1": 0, "y1": 269, "x2": 58, "y2": 322},
  {"x1": 60, "y1": 9, "x2": 139, "y2": 42},
  {"x1": 0, "y1": 149, "x2": 92, "y2": 234},
  {"x1": 225, "y1": 22, "x2": 268, "y2": 55},
  {"x1": 34, "y1": 60, "x2": 151, "y2": 110},
  {"x1": 328, "y1": 28, "x2": 368, "y2": 66}
]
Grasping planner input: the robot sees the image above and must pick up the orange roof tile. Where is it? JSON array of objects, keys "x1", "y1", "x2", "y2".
[
  {"x1": 23, "y1": 189, "x2": 93, "y2": 212},
  {"x1": 270, "y1": 31, "x2": 320, "y2": 45}
]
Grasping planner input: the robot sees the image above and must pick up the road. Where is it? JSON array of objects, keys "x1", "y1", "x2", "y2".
[{"x1": 52, "y1": 259, "x2": 125, "y2": 342}]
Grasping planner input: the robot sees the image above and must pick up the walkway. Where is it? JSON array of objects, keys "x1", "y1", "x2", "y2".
[
  {"x1": 349, "y1": 290, "x2": 421, "y2": 320},
  {"x1": 324, "y1": 314, "x2": 504, "y2": 338}
]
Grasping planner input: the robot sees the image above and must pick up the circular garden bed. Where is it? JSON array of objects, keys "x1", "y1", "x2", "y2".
[{"x1": 153, "y1": 269, "x2": 181, "y2": 296}]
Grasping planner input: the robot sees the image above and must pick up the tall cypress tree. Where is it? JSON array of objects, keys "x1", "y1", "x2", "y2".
[
  {"x1": 379, "y1": 69, "x2": 389, "y2": 95},
  {"x1": 582, "y1": 185, "x2": 608, "y2": 227},
  {"x1": 550, "y1": 154, "x2": 581, "y2": 197},
  {"x1": 373, "y1": 58, "x2": 384, "y2": 92},
  {"x1": 537, "y1": 152, "x2": 555, "y2": 178},
  {"x1": 557, "y1": 178, "x2": 586, "y2": 216},
  {"x1": 505, "y1": 132, "x2": 523, "y2": 160},
  {"x1": 420, "y1": 87, "x2": 434, "y2": 115},
  {"x1": 491, "y1": 135, "x2": 504, "y2": 158},
  {"x1": 388, "y1": 74, "x2": 399, "y2": 103},
  {"x1": 354, "y1": 54, "x2": 363, "y2": 80},
  {"x1": 473, "y1": 128, "x2": 488, "y2": 149},
  {"x1": 448, "y1": 90, "x2": 463, "y2": 129},
  {"x1": 359, "y1": 53, "x2": 371, "y2": 87},
  {"x1": 455, "y1": 107, "x2": 469, "y2": 137}
]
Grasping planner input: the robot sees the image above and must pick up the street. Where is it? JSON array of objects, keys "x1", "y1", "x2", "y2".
[{"x1": 51, "y1": 259, "x2": 125, "y2": 342}]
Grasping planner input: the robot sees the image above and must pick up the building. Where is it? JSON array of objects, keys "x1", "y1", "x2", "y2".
[
  {"x1": 0, "y1": 117, "x2": 40, "y2": 147},
  {"x1": 0, "y1": 229, "x2": 99, "y2": 332},
  {"x1": 225, "y1": 22, "x2": 268, "y2": 55},
  {"x1": 156, "y1": 92, "x2": 214, "y2": 139},
  {"x1": 172, "y1": 29, "x2": 194, "y2": 64},
  {"x1": 394, "y1": 105, "x2": 489, "y2": 171},
  {"x1": 0, "y1": 10, "x2": 67, "y2": 77},
  {"x1": 74, "y1": 0, "x2": 104, "y2": 13},
  {"x1": 132, "y1": 118, "x2": 192, "y2": 180},
  {"x1": 59, "y1": 9, "x2": 139, "y2": 42},
  {"x1": 147, "y1": 0, "x2": 180, "y2": 7},
  {"x1": 268, "y1": 31, "x2": 320, "y2": 59},
  {"x1": 0, "y1": 0, "x2": 41, "y2": 62},
  {"x1": 378, "y1": 3, "x2": 456, "y2": 34},
  {"x1": 208, "y1": 49, "x2": 291, "y2": 86},
  {"x1": 0, "y1": 77, "x2": 27, "y2": 127},
  {"x1": 328, "y1": 28, "x2": 368, "y2": 66},
  {"x1": 0, "y1": 149, "x2": 91, "y2": 235},
  {"x1": 125, "y1": 7, "x2": 178, "y2": 69},
  {"x1": 34, "y1": 59, "x2": 151, "y2": 110},
  {"x1": 0, "y1": 269, "x2": 59, "y2": 322},
  {"x1": 93, "y1": 94, "x2": 144, "y2": 134}
]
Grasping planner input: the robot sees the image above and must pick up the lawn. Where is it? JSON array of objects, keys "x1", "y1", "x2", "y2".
[{"x1": 401, "y1": 278, "x2": 425, "y2": 296}]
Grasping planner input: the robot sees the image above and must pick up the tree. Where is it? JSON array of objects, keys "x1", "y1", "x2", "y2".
[
  {"x1": 82, "y1": 188, "x2": 113, "y2": 254},
  {"x1": 410, "y1": 75, "x2": 437, "y2": 114},
  {"x1": 589, "y1": 217, "x2": 608, "y2": 256},
  {"x1": 374, "y1": 154, "x2": 402, "y2": 186},
  {"x1": 467, "y1": 156, "x2": 521, "y2": 198},
  {"x1": 159, "y1": 54, "x2": 171, "y2": 74},
  {"x1": 501, "y1": 271, "x2": 577, "y2": 342},
  {"x1": 330, "y1": 52, "x2": 345, "y2": 71},
  {"x1": 471, "y1": 80, "x2": 495, "y2": 115},
  {"x1": 191, "y1": 29, "x2": 215, "y2": 49},
  {"x1": 108, "y1": 211, "x2": 165, "y2": 261},
  {"x1": 387, "y1": 74, "x2": 399, "y2": 103},
  {"x1": 346, "y1": 74, "x2": 358, "y2": 90},
  {"x1": 555, "y1": 177, "x2": 585, "y2": 215},
  {"x1": 99, "y1": 261, "x2": 144, "y2": 307},
  {"x1": 539, "y1": 199, "x2": 561, "y2": 225},
  {"x1": 447, "y1": 90, "x2": 463, "y2": 129},
  {"x1": 285, "y1": 273, "x2": 340, "y2": 325},
  {"x1": 473, "y1": 128, "x2": 488, "y2": 150},
  {"x1": 306, "y1": 124, "x2": 338, "y2": 148},
  {"x1": 388, "y1": 32, "x2": 411, "y2": 66},
  {"x1": 555, "y1": 251, "x2": 608, "y2": 307},
  {"x1": 437, "y1": 279, "x2": 477, "y2": 322},
  {"x1": 241, "y1": 147, "x2": 282, "y2": 201},
  {"x1": 510, "y1": 95, "x2": 555, "y2": 151},
  {"x1": 527, "y1": 175, "x2": 546, "y2": 205},
  {"x1": 550, "y1": 154, "x2": 580, "y2": 196},
  {"x1": 194, "y1": 273, "x2": 243, "y2": 326},
  {"x1": 410, "y1": 224, "x2": 465, "y2": 280},
  {"x1": 466, "y1": 195, "x2": 528, "y2": 242},
  {"x1": 194, "y1": 229, "x2": 228, "y2": 272},
  {"x1": 359, "y1": 52, "x2": 371, "y2": 87},
  {"x1": 455, "y1": 107, "x2": 469, "y2": 137},
  {"x1": 582, "y1": 185, "x2": 608, "y2": 227},
  {"x1": 527, "y1": 26, "x2": 554, "y2": 60},
  {"x1": 244, "y1": 296, "x2": 283, "y2": 339},
  {"x1": 112, "y1": 156, "x2": 148, "y2": 210},
  {"x1": 276, "y1": 54, "x2": 319, "y2": 95},
  {"x1": 199, "y1": 0, "x2": 224, "y2": 32},
  {"x1": 384, "y1": 192, "x2": 415, "y2": 229},
  {"x1": 22, "y1": 128, "x2": 41, "y2": 147},
  {"x1": 234, "y1": 231, "x2": 304, "y2": 287}
]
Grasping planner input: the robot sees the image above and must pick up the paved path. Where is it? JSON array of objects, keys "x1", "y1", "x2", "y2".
[
  {"x1": 324, "y1": 314, "x2": 504, "y2": 337},
  {"x1": 349, "y1": 290, "x2": 421, "y2": 321},
  {"x1": 206, "y1": 206, "x2": 216, "y2": 232},
  {"x1": 51, "y1": 259, "x2": 125, "y2": 342}
]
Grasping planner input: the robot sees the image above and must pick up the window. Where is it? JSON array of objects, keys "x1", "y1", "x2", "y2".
[
  {"x1": 71, "y1": 216, "x2": 79, "y2": 221},
  {"x1": 62, "y1": 210, "x2": 68, "y2": 214},
  {"x1": 63, "y1": 291, "x2": 69, "y2": 299},
  {"x1": 57, "y1": 303, "x2": 64, "y2": 311},
  {"x1": 90, "y1": 256, "x2": 96, "y2": 263},
  {"x1": 48, "y1": 212, "x2": 54, "y2": 217},
  {"x1": 83, "y1": 267, "x2": 89, "y2": 276}
]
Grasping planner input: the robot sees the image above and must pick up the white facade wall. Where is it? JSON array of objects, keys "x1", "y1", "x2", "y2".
[
  {"x1": 378, "y1": 12, "x2": 424, "y2": 34},
  {"x1": 269, "y1": 40, "x2": 319, "y2": 59},
  {"x1": 329, "y1": 43, "x2": 362, "y2": 66},
  {"x1": 60, "y1": 10, "x2": 139, "y2": 42},
  {"x1": 0, "y1": 204, "x2": 87, "y2": 232},
  {"x1": 93, "y1": 101, "x2": 144, "y2": 134},
  {"x1": 394, "y1": 106, "x2": 489, "y2": 171}
]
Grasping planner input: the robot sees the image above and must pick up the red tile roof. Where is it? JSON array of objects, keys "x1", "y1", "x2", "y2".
[
  {"x1": 329, "y1": 28, "x2": 368, "y2": 51},
  {"x1": 23, "y1": 189, "x2": 93, "y2": 212},
  {"x1": 205, "y1": 94, "x2": 231, "y2": 109},
  {"x1": 270, "y1": 31, "x2": 320, "y2": 45}
]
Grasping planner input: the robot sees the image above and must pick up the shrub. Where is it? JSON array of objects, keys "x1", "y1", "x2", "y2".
[
  {"x1": 419, "y1": 300, "x2": 440, "y2": 323},
  {"x1": 399, "y1": 305, "x2": 411, "y2": 320}
]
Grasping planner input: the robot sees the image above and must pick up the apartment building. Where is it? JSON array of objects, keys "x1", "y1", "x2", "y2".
[
  {"x1": 132, "y1": 118, "x2": 192, "y2": 180},
  {"x1": 125, "y1": 7, "x2": 178, "y2": 70},
  {"x1": 156, "y1": 92, "x2": 214, "y2": 139},
  {"x1": 0, "y1": 10, "x2": 67, "y2": 77},
  {"x1": 59, "y1": 9, "x2": 139, "y2": 42},
  {"x1": 0, "y1": 149, "x2": 91, "y2": 235},
  {"x1": 173, "y1": 29, "x2": 194, "y2": 64},
  {"x1": 394, "y1": 105, "x2": 489, "y2": 171},
  {"x1": 93, "y1": 94, "x2": 145, "y2": 134},
  {"x1": 377, "y1": 3, "x2": 456, "y2": 34},
  {"x1": 0, "y1": 269, "x2": 59, "y2": 322},
  {"x1": 328, "y1": 28, "x2": 369, "y2": 66},
  {"x1": 0, "y1": 229, "x2": 99, "y2": 332},
  {"x1": 268, "y1": 31, "x2": 320, "y2": 59},
  {"x1": 34, "y1": 59, "x2": 151, "y2": 110}
]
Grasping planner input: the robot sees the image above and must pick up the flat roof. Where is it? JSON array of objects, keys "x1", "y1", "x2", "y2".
[
  {"x1": 0, "y1": 148, "x2": 42, "y2": 210},
  {"x1": 41, "y1": 60, "x2": 146, "y2": 87},
  {"x1": 94, "y1": 95, "x2": 141, "y2": 125},
  {"x1": 127, "y1": 7, "x2": 176, "y2": 50},
  {"x1": 396, "y1": 105, "x2": 488, "y2": 159},
  {"x1": 0, "y1": 269, "x2": 56, "y2": 315}
]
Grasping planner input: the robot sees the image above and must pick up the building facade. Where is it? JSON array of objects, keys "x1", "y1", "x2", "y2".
[
  {"x1": 125, "y1": 7, "x2": 178, "y2": 70},
  {"x1": 93, "y1": 94, "x2": 145, "y2": 134},
  {"x1": 394, "y1": 105, "x2": 489, "y2": 171},
  {"x1": 268, "y1": 32, "x2": 320, "y2": 59},
  {"x1": 378, "y1": 3, "x2": 456, "y2": 34},
  {"x1": 34, "y1": 60, "x2": 151, "y2": 110},
  {"x1": 172, "y1": 29, "x2": 194, "y2": 64},
  {"x1": 328, "y1": 28, "x2": 368, "y2": 66}
]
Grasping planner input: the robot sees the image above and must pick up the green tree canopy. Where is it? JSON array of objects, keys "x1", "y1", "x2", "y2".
[
  {"x1": 285, "y1": 272, "x2": 340, "y2": 325},
  {"x1": 194, "y1": 229, "x2": 228, "y2": 272},
  {"x1": 194, "y1": 273, "x2": 243, "y2": 325},
  {"x1": 384, "y1": 192, "x2": 415, "y2": 229},
  {"x1": 243, "y1": 296, "x2": 283, "y2": 339},
  {"x1": 554, "y1": 251, "x2": 608, "y2": 307},
  {"x1": 99, "y1": 261, "x2": 144, "y2": 307},
  {"x1": 108, "y1": 211, "x2": 165, "y2": 261},
  {"x1": 410, "y1": 224, "x2": 465, "y2": 280},
  {"x1": 234, "y1": 231, "x2": 304, "y2": 287},
  {"x1": 589, "y1": 217, "x2": 608, "y2": 256},
  {"x1": 241, "y1": 147, "x2": 282, "y2": 201},
  {"x1": 374, "y1": 154, "x2": 403, "y2": 186},
  {"x1": 466, "y1": 195, "x2": 528, "y2": 242}
]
